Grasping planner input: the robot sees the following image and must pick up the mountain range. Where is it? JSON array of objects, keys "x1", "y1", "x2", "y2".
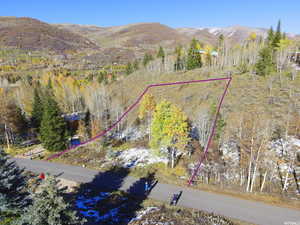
[{"x1": 0, "y1": 17, "x2": 299, "y2": 56}]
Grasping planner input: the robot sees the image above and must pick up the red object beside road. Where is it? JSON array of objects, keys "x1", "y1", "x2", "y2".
[{"x1": 39, "y1": 173, "x2": 45, "y2": 180}]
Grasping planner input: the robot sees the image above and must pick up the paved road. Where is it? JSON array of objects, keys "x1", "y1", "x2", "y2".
[{"x1": 14, "y1": 158, "x2": 300, "y2": 225}]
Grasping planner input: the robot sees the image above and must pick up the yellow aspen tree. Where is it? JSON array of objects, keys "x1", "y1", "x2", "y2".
[
  {"x1": 138, "y1": 93, "x2": 156, "y2": 142},
  {"x1": 150, "y1": 100, "x2": 190, "y2": 168}
]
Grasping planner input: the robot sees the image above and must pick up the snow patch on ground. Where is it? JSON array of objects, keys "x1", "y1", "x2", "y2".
[
  {"x1": 220, "y1": 141, "x2": 240, "y2": 166},
  {"x1": 116, "y1": 148, "x2": 168, "y2": 168},
  {"x1": 220, "y1": 136, "x2": 300, "y2": 168},
  {"x1": 129, "y1": 207, "x2": 160, "y2": 223},
  {"x1": 117, "y1": 127, "x2": 146, "y2": 141},
  {"x1": 269, "y1": 136, "x2": 300, "y2": 172},
  {"x1": 269, "y1": 136, "x2": 300, "y2": 156}
]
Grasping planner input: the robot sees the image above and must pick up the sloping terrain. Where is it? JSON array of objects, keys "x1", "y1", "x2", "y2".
[
  {"x1": 56, "y1": 22, "x2": 190, "y2": 50},
  {"x1": 1, "y1": 17, "x2": 299, "y2": 56},
  {"x1": 177, "y1": 25, "x2": 268, "y2": 44},
  {"x1": 0, "y1": 17, "x2": 99, "y2": 53},
  {"x1": 176, "y1": 27, "x2": 219, "y2": 45}
]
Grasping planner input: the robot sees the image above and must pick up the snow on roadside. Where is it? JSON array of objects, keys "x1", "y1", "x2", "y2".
[
  {"x1": 269, "y1": 136, "x2": 300, "y2": 156},
  {"x1": 220, "y1": 141, "x2": 240, "y2": 166},
  {"x1": 116, "y1": 148, "x2": 168, "y2": 168},
  {"x1": 117, "y1": 127, "x2": 146, "y2": 141},
  {"x1": 129, "y1": 207, "x2": 160, "y2": 223},
  {"x1": 220, "y1": 137, "x2": 300, "y2": 167},
  {"x1": 269, "y1": 136, "x2": 300, "y2": 172}
]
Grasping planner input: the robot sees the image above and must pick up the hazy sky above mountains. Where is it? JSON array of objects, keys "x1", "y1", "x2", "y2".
[{"x1": 2, "y1": 0, "x2": 299, "y2": 33}]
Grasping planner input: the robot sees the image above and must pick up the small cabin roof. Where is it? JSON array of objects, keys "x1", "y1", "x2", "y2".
[{"x1": 62, "y1": 112, "x2": 86, "y2": 121}]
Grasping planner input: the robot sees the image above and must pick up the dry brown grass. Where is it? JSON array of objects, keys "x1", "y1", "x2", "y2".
[
  {"x1": 109, "y1": 68, "x2": 300, "y2": 132},
  {"x1": 142, "y1": 198, "x2": 253, "y2": 225},
  {"x1": 0, "y1": 17, "x2": 98, "y2": 52}
]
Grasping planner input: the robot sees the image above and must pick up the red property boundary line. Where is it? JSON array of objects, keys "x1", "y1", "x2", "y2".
[
  {"x1": 187, "y1": 77, "x2": 232, "y2": 185},
  {"x1": 47, "y1": 77, "x2": 232, "y2": 185}
]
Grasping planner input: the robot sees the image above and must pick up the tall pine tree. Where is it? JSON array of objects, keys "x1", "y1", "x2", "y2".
[
  {"x1": 0, "y1": 147, "x2": 30, "y2": 220},
  {"x1": 125, "y1": 62, "x2": 134, "y2": 75},
  {"x1": 186, "y1": 39, "x2": 202, "y2": 70},
  {"x1": 31, "y1": 87, "x2": 43, "y2": 131},
  {"x1": 255, "y1": 47, "x2": 275, "y2": 76},
  {"x1": 272, "y1": 20, "x2": 282, "y2": 48},
  {"x1": 16, "y1": 176, "x2": 85, "y2": 225},
  {"x1": 39, "y1": 93, "x2": 68, "y2": 152},
  {"x1": 157, "y1": 46, "x2": 165, "y2": 64},
  {"x1": 142, "y1": 53, "x2": 153, "y2": 67},
  {"x1": 267, "y1": 26, "x2": 274, "y2": 44}
]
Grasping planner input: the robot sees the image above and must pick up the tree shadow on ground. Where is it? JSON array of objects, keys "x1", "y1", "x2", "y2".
[
  {"x1": 122, "y1": 172, "x2": 156, "y2": 225},
  {"x1": 78, "y1": 166, "x2": 130, "y2": 192},
  {"x1": 68, "y1": 166, "x2": 130, "y2": 225},
  {"x1": 67, "y1": 168, "x2": 156, "y2": 225}
]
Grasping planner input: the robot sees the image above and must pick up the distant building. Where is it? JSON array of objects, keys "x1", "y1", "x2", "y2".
[
  {"x1": 291, "y1": 52, "x2": 300, "y2": 65},
  {"x1": 211, "y1": 51, "x2": 218, "y2": 57},
  {"x1": 62, "y1": 112, "x2": 86, "y2": 122},
  {"x1": 62, "y1": 112, "x2": 88, "y2": 147},
  {"x1": 197, "y1": 50, "x2": 206, "y2": 54},
  {"x1": 69, "y1": 135, "x2": 81, "y2": 147},
  {"x1": 196, "y1": 50, "x2": 218, "y2": 57}
]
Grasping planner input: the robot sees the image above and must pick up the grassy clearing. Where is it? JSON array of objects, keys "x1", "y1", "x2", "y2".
[{"x1": 43, "y1": 143, "x2": 107, "y2": 170}]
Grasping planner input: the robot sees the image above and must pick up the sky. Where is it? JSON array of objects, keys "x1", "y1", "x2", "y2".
[{"x1": 1, "y1": 0, "x2": 299, "y2": 33}]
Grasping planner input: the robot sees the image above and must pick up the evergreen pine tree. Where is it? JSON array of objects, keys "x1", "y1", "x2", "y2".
[
  {"x1": 0, "y1": 147, "x2": 30, "y2": 220},
  {"x1": 84, "y1": 110, "x2": 91, "y2": 139},
  {"x1": 267, "y1": 26, "x2": 274, "y2": 44},
  {"x1": 218, "y1": 34, "x2": 224, "y2": 49},
  {"x1": 31, "y1": 88, "x2": 43, "y2": 131},
  {"x1": 157, "y1": 46, "x2": 165, "y2": 64},
  {"x1": 142, "y1": 53, "x2": 153, "y2": 67},
  {"x1": 186, "y1": 39, "x2": 202, "y2": 70},
  {"x1": 39, "y1": 94, "x2": 68, "y2": 152},
  {"x1": 210, "y1": 103, "x2": 226, "y2": 141},
  {"x1": 97, "y1": 72, "x2": 105, "y2": 84},
  {"x1": 125, "y1": 62, "x2": 133, "y2": 75},
  {"x1": 16, "y1": 176, "x2": 85, "y2": 225},
  {"x1": 255, "y1": 47, "x2": 275, "y2": 76},
  {"x1": 272, "y1": 20, "x2": 282, "y2": 48},
  {"x1": 133, "y1": 59, "x2": 139, "y2": 71}
]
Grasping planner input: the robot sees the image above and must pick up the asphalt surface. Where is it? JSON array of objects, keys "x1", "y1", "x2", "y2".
[{"x1": 14, "y1": 158, "x2": 300, "y2": 225}]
